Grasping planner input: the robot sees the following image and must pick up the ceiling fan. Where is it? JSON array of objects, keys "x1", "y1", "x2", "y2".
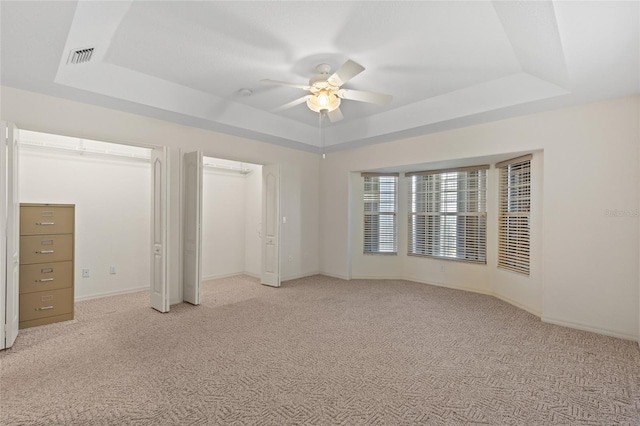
[{"x1": 261, "y1": 59, "x2": 393, "y2": 122}]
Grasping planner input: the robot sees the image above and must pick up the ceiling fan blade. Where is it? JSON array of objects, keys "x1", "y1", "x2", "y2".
[
  {"x1": 327, "y1": 60, "x2": 365, "y2": 87},
  {"x1": 272, "y1": 95, "x2": 312, "y2": 112},
  {"x1": 261, "y1": 79, "x2": 311, "y2": 90},
  {"x1": 327, "y1": 107, "x2": 344, "y2": 123},
  {"x1": 338, "y1": 89, "x2": 393, "y2": 105}
]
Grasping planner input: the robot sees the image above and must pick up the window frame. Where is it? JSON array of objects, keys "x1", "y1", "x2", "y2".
[
  {"x1": 406, "y1": 165, "x2": 488, "y2": 264},
  {"x1": 497, "y1": 155, "x2": 532, "y2": 275},
  {"x1": 362, "y1": 173, "x2": 399, "y2": 255}
]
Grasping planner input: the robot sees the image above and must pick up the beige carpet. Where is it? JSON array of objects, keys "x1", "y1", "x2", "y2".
[{"x1": 1, "y1": 275, "x2": 639, "y2": 425}]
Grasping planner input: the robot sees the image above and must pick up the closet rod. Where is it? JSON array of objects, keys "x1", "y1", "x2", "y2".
[
  {"x1": 203, "y1": 163, "x2": 253, "y2": 175},
  {"x1": 19, "y1": 140, "x2": 151, "y2": 162}
]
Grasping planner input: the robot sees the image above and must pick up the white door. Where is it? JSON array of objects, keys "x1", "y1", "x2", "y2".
[
  {"x1": 2, "y1": 123, "x2": 19, "y2": 348},
  {"x1": 150, "y1": 146, "x2": 169, "y2": 313},
  {"x1": 0, "y1": 123, "x2": 7, "y2": 349},
  {"x1": 182, "y1": 151, "x2": 202, "y2": 305},
  {"x1": 261, "y1": 164, "x2": 280, "y2": 287}
]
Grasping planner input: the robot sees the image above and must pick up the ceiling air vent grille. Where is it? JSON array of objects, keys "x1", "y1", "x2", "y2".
[{"x1": 68, "y1": 48, "x2": 94, "y2": 64}]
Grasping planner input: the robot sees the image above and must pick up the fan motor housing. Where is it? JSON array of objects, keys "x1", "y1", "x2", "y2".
[{"x1": 309, "y1": 74, "x2": 330, "y2": 87}]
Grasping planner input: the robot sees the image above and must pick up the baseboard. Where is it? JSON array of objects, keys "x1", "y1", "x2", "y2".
[
  {"x1": 202, "y1": 272, "x2": 245, "y2": 281},
  {"x1": 345, "y1": 275, "x2": 492, "y2": 297},
  {"x1": 492, "y1": 292, "x2": 541, "y2": 317},
  {"x1": 318, "y1": 272, "x2": 351, "y2": 280},
  {"x1": 75, "y1": 286, "x2": 149, "y2": 302},
  {"x1": 243, "y1": 272, "x2": 260, "y2": 279},
  {"x1": 282, "y1": 271, "x2": 321, "y2": 281},
  {"x1": 202, "y1": 271, "x2": 319, "y2": 284},
  {"x1": 351, "y1": 275, "x2": 406, "y2": 281},
  {"x1": 542, "y1": 315, "x2": 638, "y2": 342},
  {"x1": 403, "y1": 276, "x2": 494, "y2": 297}
]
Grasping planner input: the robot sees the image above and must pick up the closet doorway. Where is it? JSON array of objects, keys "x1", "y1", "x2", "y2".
[
  {"x1": 182, "y1": 153, "x2": 280, "y2": 305},
  {"x1": 201, "y1": 157, "x2": 263, "y2": 281},
  {"x1": 18, "y1": 130, "x2": 160, "y2": 307}
]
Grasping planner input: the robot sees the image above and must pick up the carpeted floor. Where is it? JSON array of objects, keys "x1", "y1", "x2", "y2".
[{"x1": 1, "y1": 275, "x2": 639, "y2": 425}]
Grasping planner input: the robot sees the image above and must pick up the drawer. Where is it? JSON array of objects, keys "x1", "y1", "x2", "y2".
[
  {"x1": 19, "y1": 287, "x2": 73, "y2": 322},
  {"x1": 20, "y1": 261, "x2": 73, "y2": 294},
  {"x1": 20, "y1": 313, "x2": 73, "y2": 329},
  {"x1": 21, "y1": 206, "x2": 74, "y2": 236},
  {"x1": 20, "y1": 234, "x2": 73, "y2": 265}
]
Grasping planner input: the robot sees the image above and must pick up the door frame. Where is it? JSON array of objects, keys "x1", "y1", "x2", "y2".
[
  {"x1": 8, "y1": 128, "x2": 170, "y2": 314},
  {"x1": 5, "y1": 124, "x2": 20, "y2": 347},
  {"x1": 182, "y1": 154, "x2": 281, "y2": 300},
  {"x1": 1, "y1": 123, "x2": 8, "y2": 349},
  {"x1": 1, "y1": 122, "x2": 21, "y2": 350}
]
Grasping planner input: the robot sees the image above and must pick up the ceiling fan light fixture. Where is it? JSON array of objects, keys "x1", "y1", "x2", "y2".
[
  {"x1": 306, "y1": 91, "x2": 340, "y2": 113},
  {"x1": 263, "y1": 59, "x2": 391, "y2": 122},
  {"x1": 317, "y1": 92, "x2": 329, "y2": 107}
]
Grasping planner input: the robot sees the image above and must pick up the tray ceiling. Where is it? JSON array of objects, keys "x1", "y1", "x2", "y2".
[{"x1": 1, "y1": 1, "x2": 638, "y2": 153}]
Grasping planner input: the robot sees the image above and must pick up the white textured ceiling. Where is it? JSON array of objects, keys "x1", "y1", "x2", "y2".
[{"x1": 1, "y1": 1, "x2": 638, "y2": 153}]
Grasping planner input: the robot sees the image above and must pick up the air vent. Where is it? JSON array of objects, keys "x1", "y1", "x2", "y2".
[{"x1": 68, "y1": 48, "x2": 94, "y2": 64}]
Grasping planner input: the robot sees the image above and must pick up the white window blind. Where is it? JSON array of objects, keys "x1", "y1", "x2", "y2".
[
  {"x1": 363, "y1": 173, "x2": 398, "y2": 254},
  {"x1": 407, "y1": 166, "x2": 488, "y2": 263},
  {"x1": 497, "y1": 155, "x2": 532, "y2": 275}
]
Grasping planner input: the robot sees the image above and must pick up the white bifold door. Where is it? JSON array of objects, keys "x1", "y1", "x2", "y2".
[
  {"x1": 150, "y1": 146, "x2": 169, "y2": 313},
  {"x1": 182, "y1": 158, "x2": 280, "y2": 300},
  {"x1": 1, "y1": 122, "x2": 19, "y2": 349},
  {"x1": 182, "y1": 151, "x2": 202, "y2": 305},
  {"x1": 261, "y1": 164, "x2": 280, "y2": 287}
]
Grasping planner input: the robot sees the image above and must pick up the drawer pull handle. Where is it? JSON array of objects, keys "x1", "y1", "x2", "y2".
[
  {"x1": 36, "y1": 278, "x2": 54, "y2": 282},
  {"x1": 36, "y1": 222, "x2": 55, "y2": 226},
  {"x1": 36, "y1": 306, "x2": 54, "y2": 311},
  {"x1": 36, "y1": 250, "x2": 55, "y2": 254}
]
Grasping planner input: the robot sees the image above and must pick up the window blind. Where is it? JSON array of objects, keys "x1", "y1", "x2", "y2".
[
  {"x1": 497, "y1": 155, "x2": 532, "y2": 275},
  {"x1": 363, "y1": 174, "x2": 398, "y2": 254},
  {"x1": 407, "y1": 166, "x2": 488, "y2": 263}
]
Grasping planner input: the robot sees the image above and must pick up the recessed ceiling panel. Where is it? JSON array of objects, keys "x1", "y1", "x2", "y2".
[
  {"x1": 2, "y1": 1, "x2": 638, "y2": 152},
  {"x1": 105, "y1": 1, "x2": 522, "y2": 125}
]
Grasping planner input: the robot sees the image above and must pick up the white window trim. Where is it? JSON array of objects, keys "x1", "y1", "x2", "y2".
[
  {"x1": 406, "y1": 165, "x2": 488, "y2": 263},
  {"x1": 363, "y1": 173, "x2": 398, "y2": 255},
  {"x1": 497, "y1": 155, "x2": 532, "y2": 275}
]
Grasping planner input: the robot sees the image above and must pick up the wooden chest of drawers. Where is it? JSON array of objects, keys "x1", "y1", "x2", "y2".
[{"x1": 19, "y1": 204, "x2": 75, "y2": 329}]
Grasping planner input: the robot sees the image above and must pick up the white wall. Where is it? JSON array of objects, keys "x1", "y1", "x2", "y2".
[
  {"x1": 201, "y1": 168, "x2": 245, "y2": 279},
  {"x1": 2, "y1": 86, "x2": 321, "y2": 305},
  {"x1": 323, "y1": 95, "x2": 639, "y2": 341},
  {"x1": 200, "y1": 161, "x2": 262, "y2": 280},
  {"x1": 19, "y1": 145, "x2": 150, "y2": 301}
]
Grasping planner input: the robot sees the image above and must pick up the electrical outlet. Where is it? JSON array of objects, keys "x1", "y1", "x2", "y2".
[
  {"x1": 440, "y1": 265, "x2": 445, "y2": 273},
  {"x1": 82, "y1": 268, "x2": 90, "y2": 278},
  {"x1": 288, "y1": 255, "x2": 293, "y2": 262},
  {"x1": 109, "y1": 266, "x2": 116, "y2": 275}
]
